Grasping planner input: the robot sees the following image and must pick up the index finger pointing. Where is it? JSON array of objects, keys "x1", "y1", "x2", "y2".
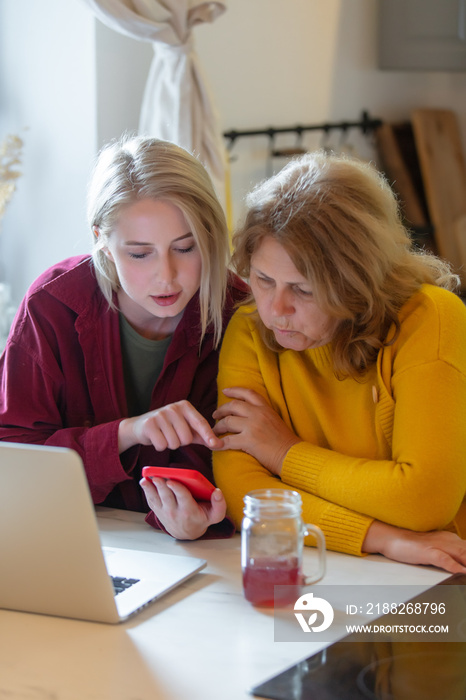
[{"x1": 179, "y1": 402, "x2": 224, "y2": 448}]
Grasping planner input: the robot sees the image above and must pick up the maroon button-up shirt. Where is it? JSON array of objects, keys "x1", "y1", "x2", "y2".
[{"x1": 0, "y1": 256, "x2": 248, "y2": 534}]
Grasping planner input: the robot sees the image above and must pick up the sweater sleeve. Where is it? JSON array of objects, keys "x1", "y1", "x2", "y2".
[
  {"x1": 0, "y1": 336, "x2": 134, "y2": 504},
  {"x1": 281, "y1": 362, "x2": 466, "y2": 532},
  {"x1": 280, "y1": 292, "x2": 466, "y2": 534},
  {"x1": 212, "y1": 309, "x2": 373, "y2": 556}
]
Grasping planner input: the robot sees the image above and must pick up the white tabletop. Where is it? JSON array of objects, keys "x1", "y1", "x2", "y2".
[{"x1": 0, "y1": 507, "x2": 449, "y2": 700}]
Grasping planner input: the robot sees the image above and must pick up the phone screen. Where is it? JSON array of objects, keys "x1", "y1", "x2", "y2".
[{"x1": 251, "y1": 574, "x2": 466, "y2": 700}]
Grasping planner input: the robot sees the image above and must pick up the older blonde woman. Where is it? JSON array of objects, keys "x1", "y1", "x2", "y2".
[{"x1": 213, "y1": 151, "x2": 466, "y2": 573}]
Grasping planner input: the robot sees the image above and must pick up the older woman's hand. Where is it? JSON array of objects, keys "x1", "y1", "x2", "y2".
[
  {"x1": 363, "y1": 521, "x2": 466, "y2": 574},
  {"x1": 212, "y1": 387, "x2": 301, "y2": 475}
]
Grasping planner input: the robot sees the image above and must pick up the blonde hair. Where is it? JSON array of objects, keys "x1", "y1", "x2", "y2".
[
  {"x1": 87, "y1": 135, "x2": 229, "y2": 347},
  {"x1": 232, "y1": 150, "x2": 459, "y2": 378}
]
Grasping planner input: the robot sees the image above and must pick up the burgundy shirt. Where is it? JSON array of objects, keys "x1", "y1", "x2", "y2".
[{"x1": 0, "y1": 256, "x2": 248, "y2": 533}]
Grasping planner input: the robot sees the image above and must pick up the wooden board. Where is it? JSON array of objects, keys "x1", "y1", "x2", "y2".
[
  {"x1": 411, "y1": 109, "x2": 466, "y2": 288},
  {"x1": 376, "y1": 122, "x2": 428, "y2": 229},
  {"x1": 454, "y1": 215, "x2": 466, "y2": 273}
]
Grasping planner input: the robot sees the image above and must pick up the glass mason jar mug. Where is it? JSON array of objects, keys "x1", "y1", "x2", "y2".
[{"x1": 241, "y1": 489, "x2": 326, "y2": 607}]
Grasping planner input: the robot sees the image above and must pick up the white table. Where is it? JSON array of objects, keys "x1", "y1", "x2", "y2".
[{"x1": 0, "y1": 508, "x2": 449, "y2": 700}]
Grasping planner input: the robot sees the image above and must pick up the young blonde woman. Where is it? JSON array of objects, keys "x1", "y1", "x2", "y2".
[
  {"x1": 213, "y1": 151, "x2": 466, "y2": 573},
  {"x1": 0, "y1": 136, "x2": 248, "y2": 540}
]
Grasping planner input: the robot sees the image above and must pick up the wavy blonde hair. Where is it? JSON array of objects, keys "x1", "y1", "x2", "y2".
[
  {"x1": 232, "y1": 151, "x2": 459, "y2": 378},
  {"x1": 87, "y1": 135, "x2": 229, "y2": 347}
]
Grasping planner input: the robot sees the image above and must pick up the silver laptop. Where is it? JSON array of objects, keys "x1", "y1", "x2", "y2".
[{"x1": 0, "y1": 442, "x2": 206, "y2": 623}]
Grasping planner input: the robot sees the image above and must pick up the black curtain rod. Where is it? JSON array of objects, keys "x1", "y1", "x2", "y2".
[{"x1": 223, "y1": 110, "x2": 382, "y2": 148}]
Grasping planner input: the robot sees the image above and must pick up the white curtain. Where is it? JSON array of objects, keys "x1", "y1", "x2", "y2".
[{"x1": 80, "y1": 0, "x2": 227, "y2": 189}]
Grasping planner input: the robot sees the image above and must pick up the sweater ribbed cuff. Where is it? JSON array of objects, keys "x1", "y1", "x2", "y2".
[
  {"x1": 282, "y1": 445, "x2": 373, "y2": 556},
  {"x1": 281, "y1": 442, "x2": 328, "y2": 495},
  {"x1": 316, "y1": 506, "x2": 373, "y2": 557}
]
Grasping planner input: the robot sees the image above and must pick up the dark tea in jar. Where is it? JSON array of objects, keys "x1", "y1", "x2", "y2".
[{"x1": 241, "y1": 489, "x2": 326, "y2": 607}]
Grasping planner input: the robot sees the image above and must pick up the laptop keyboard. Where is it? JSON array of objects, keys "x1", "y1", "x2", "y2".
[{"x1": 111, "y1": 576, "x2": 140, "y2": 596}]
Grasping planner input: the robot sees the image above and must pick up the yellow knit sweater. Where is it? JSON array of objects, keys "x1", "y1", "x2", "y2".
[{"x1": 213, "y1": 284, "x2": 466, "y2": 556}]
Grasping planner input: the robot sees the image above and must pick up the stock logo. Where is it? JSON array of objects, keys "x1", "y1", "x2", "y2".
[{"x1": 294, "y1": 592, "x2": 334, "y2": 633}]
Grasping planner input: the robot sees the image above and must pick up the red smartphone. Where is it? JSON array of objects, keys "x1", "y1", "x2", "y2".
[{"x1": 142, "y1": 466, "x2": 216, "y2": 501}]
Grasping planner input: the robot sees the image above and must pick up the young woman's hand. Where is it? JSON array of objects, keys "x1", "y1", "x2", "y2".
[
  {"x1": 140, "y1": 476, "x2": 227, "y2": 540},
  {"x1": 362, "y1": 520, "x2": 466, "y2": 574},
  {"x1": 212, "y1": 387, "x2": 301, "y2": 475},
  {"x1": 118, "y1": 400, "x2": 224, "y2": 454}
]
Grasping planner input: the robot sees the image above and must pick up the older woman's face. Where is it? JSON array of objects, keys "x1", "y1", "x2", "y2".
[{"x1": 250, "y1": 237, "x2": 338, "y2": 351}]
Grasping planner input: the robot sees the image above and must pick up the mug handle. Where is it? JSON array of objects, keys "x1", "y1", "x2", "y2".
[{"x1": 302, "y1": 523, "x2": 326, "y2": 585}]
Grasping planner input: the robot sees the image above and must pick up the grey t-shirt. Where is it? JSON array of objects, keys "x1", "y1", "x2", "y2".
[{"x1": 119, "y1": 313, "x2": 172, "y2": 417}]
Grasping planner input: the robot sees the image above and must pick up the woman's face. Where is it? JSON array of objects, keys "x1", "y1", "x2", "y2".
[
  {"x1": 103, "y1": 198, "x2": 202, "y2": 338},
  {"x1": 250, "y1": 237, "x2": 338, "y2": 351}
]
